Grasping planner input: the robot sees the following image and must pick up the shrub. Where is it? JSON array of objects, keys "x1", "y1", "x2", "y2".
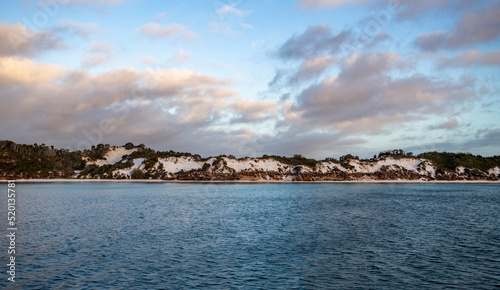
[{"x1": 130, "y1": 168, "x2": 144, "y2": 179}]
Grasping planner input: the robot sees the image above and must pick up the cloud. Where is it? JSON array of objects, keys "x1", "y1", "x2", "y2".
[
  {"x1": 209, "y1": 21, "x2": 243, "y2": 35},
  {"x1": 396, "y1": 0, "x2": 474, "y2": 19},
  {"x1": 0, "y1": 20, "x2": 103, "y2": 58},
  {"x1": 241, "y1": 23, "x2": 253, "y2": 29},
  {"x1": 299, "y1": 0, "x2": 371, "y2": 9},
  {"x1": 0, "y1": 56, "x2": 66, "y2": 86},
  {"x1": 48, "y1": 0, "x2": 127, "y2": 4},
  {"x1": 298, "y1": 0, "x2": 486, "y2": 20},
  {"x1": 82, "y1": 41, "x2": 114, "y2": 68},
  {"x1": 230, "y1": 99, "x2": 278, "y2": 123},
  {"x1": 140, "y1": 56, "x2": 157, "y2": 65},
  {"x1": 257, "y1": 130, "x2": 367, "y2": 158},
  {"x1": 463, "y1": 128, "x2": 500, "y2": 152},
  {"x1": 0, "y1": 23, "x2": 64, "y2": 57},
  {"x1": 82, "y1": 54, "x2": 107, "y2": 67},
  {"x1": 267, "y1": 69, "x2": 286, "y2": 91},
  {"x1": 90, "y1": 41, "x2": 112, "y2": 53},
  {"x1": 216, "y1": 4, "x2": 250, "y2": 17},
  {"x1": 429, "y1": 118, "x2": 459, "y2": 130},
  {"x1": 288, "y1": 55, "x2": 336, "y2": 85},
  {"x1": 276, "y1": 24, "x2": 351, "y2": 60},
  {"x1": 438, "y1": 50, "x2": 500, "y2": 68},
  {"x1": 339, "y1": 52, "x2": 399, "y2": 79},
  {"x1": 212, "y1": 2, "x2": 252, "y2": 35},
  {"x1": 154, "y1": 12, "x2": 167, "y2": 20},
  {"x1": 51, "y1": 20, "x2": 100, "y2": 40},
  {"x1": 0, "y1": 55, "x2": 287, "y2": 155},
  {"x1": 168, "y1": 48, "x2": 190, "y2": 65},
  {"x1": 415, "y1": 5, "x2": 500, "y2": 51},
  {"x1": 137, "y1": 23, "x2": 198, "y2": 41},
  {"x1": 287, "y1": 52, "x2": 474, "y2": 134}
]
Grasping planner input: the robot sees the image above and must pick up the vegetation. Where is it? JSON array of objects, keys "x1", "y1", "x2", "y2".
[
  {"x1": 378, "y1": 149, "x2": 415, "y2": 159},
  {"x1": 130, "y1": 168, "x2": 144, "y2": 179},
  {"x1": 418, "y1": 152, "x2": 500, "y2": 172},
  {"x1": 0, "y1": 140, "x2": 85, "y2": 178},
  {"x1": 263, "y1": 154, "x2": 318, "y2": 167},
  {"x1": 0, "y1": 140, "x2": 498, "y2": 180},
  {"x1": 83, "y1": 144, "x2": 110, "y2": 161}
]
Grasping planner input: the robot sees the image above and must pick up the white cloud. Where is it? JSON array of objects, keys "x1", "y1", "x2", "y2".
[
  {"x1": 168, "y1": 48, "x2": 190, "y2": 65},
  {"x1": 48, "y1": 0, "x2": 127, "y2": 4},
  {"x1": 241, "y1": 23, "x2": 253, "y2": 29},
  {"x1": 209, "y1": 22, "x2": 238, "y2": 35},
  {"x1": 137, "y1": 23, "x2": 198, "y2": 41},
  {"x1": 216, "y1": 4, "x2": 250, "y2": 17},
  {"x1": 299, "y1": 0, "x2": 371, "y2": 9}
]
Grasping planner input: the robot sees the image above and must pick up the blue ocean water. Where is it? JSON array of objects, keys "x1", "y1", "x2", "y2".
[{"x1": 1, "y1": 182, "x2": 499, "y2": 289}]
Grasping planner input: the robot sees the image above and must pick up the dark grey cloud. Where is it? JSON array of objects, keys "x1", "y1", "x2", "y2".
[
  {"x1": 276, "y1": 24, "x2": 352, "y2": 60},
  {"x1": 272, "y1": 20, "x2": 394, "y2": 90},
  {"x1": 267, "y1": 69, "x2": 286, "y2": 90},
  {"x1": 464, "y1": 128, "x2": 500, "y2": 152},
  {"x1": 396, "y1": 0, "x2": 479, "y2": 20},
  {"x1": 299, "y1": 0, "x2": 488, "y2": 20},
  {"x1": 415, "y1": 5, "x2": 500, "y2": 51},
  {"x1": 248, "y1": 130, "x2": 367, "y2": 159}
]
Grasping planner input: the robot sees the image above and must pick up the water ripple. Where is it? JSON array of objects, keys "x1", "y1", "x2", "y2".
[{"x1": 1, "y1": 183, "x2": 499, "y2": 288}]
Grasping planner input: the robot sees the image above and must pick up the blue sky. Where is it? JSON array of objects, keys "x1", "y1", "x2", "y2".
[{"x1": 0, "y1": 0, "x2": 499, "y2": 158}]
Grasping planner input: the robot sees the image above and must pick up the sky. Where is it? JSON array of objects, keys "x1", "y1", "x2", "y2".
[{"x1": 0, "y1": 0, "x2": 499, "y2": 159}]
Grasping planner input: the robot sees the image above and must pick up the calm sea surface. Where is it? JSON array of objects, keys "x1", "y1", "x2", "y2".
[{"x1": 1, "y1": 182, "x2": 499, "y2": 289}]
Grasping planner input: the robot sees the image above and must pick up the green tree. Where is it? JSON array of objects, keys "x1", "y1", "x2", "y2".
[{"x1": 130, "y1": 168, "x2": 144, "y2": 179}]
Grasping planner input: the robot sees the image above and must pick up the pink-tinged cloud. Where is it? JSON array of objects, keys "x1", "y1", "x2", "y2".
[
  {"x1": 415, "y1": 5, "x2": 500, "y2": 50},
  {"x1": 0, "y1": 23, "x2": 64, "y2": 57},
  {"x1": 288, "y1": 55, "x2": 336, "y2": 84},
  {"x1": 288, "y1": 52, "x2": 474, "y2": 133},
  {"x1": 0, "y1": 56, "x2": 277, "y2": 154},
  {"x1": 438, "y1": 50, "x2": 500, "y2": 68}
]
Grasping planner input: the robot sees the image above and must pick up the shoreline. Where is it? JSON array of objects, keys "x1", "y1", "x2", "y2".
[{"x1": 1, "y1": 179, "x2": 499, "y2": 184}]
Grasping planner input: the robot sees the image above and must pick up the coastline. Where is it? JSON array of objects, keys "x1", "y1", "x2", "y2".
[{"x1": 2, "y1": 179, "x2": 499, "y2": 184}]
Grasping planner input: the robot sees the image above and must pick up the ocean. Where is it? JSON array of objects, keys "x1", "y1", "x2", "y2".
[{"x1": 1, "y1": 182, "x2": 499, "y2": 288}]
